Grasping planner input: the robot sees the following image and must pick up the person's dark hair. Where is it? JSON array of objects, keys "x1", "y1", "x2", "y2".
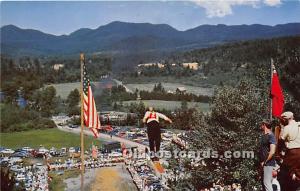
[{"x1": 262, "y1": 120, "x2": 272, "y2": 129}]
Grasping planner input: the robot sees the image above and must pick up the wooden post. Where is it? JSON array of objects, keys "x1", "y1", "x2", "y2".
[
  {"x1": 80, "y1": 53, "x2": 85, "y2": 191},
  {"x1": 270, "y1": 58, "x2": 274, "y2": 121}
]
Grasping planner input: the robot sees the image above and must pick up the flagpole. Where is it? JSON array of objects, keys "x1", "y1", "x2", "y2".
[
  {"x1": 270, "y1": 58, "x2": 274, "y2": 121},
  {"x1": 80, "y1": 53, "x2": 85, "y2": 191}
]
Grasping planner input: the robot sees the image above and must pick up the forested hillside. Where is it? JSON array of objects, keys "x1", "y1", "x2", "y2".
[
  {"x1": 178, "y1": 36, "x2": 300, "y2": 101},
  {"x1": 0, "y1": 54, "x2": 112, "y2": 132},
  {"x1": 0, "y1": 55, "x2": 111, "y2": 99},
  {"x1": 123, "y1": 36, "x2": 300, "y2": 99}
]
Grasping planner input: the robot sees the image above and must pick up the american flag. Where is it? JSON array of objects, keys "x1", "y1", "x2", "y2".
[{"x1": 83, "y1": 60, "x2": 100, "y2": 137}]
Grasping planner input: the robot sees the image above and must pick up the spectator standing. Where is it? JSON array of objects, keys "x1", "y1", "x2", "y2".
[
  {"x1": 259, "y1": 120, "x2": 277, "y2": 191},
  {"x1": 279, "y1": 111, "x2": 300, "y2": 191}
]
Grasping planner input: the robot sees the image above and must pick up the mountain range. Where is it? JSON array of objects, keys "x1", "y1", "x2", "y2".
[{"x1": 1, "y1": 21, "x2": 300, "y2": 56}]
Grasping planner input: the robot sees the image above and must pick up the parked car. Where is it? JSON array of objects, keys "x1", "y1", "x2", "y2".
[
  {"x1": 10, "y1": 165, "x2": 22, "y2": 172},
  {"x1": 38, "y1": 147, "x2": 49, "y2": 154},
  {"x1": 69, "y1": 147, "x2": 75, "y2": 153},
  {"x1": 14, "y1": 148, "x2": 24, "y2": 153},
  {"x1": 60, "y1": 147, "x2": 67, "y2": 155},
  {"x1": 50, "y1": 147, "x2": 59, "y2": 157},
  {"x1": 109, "y1": 151, "x2": 122, "y2": 157},
  {"x1": 75, "y1": 147, "x2": 81, "y2": 153},
  {"x1": 22, "y1": 147, "x2": 33, "y2": 152},
  {"x1": 68, "y1": 125, "x2": 78, "y2": 129},
  {"x1": 49, "y1": 147, "x2": 56, "y2": 153},
  {"x1": 16, "y1": 173, "x2": 26, "y2": 181},
  {"x1": 0, "y1": 148, "x2": 15, "y2": 154},
  {"x1": 10, "y1": 157, "x2": 23, "y2": 163},
  {"x1": 11, "y1": 151, "x2": 30, "y2": 158}
]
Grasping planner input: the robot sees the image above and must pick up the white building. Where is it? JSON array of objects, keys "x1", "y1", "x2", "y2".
[
  {"x1": 182, "y1": 62, "x2": 200, "y2": 70},
  {"x1": 53, "y1": 64, "x2": 64, "y2": 71},
  {"x1": 137, "y1": 62, "x2": 165, "y2": 68}
]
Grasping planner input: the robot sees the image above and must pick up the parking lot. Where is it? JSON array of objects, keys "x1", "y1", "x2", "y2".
[
  {"x1": 1, "y1": 144, "x2": 171, "y2": 191},
  {"x1": 1, "y1": 115, "x2": 190, "y2": 191},
  {"x1": 1, "y1": 148, "x2": 49, "y2": 191}
]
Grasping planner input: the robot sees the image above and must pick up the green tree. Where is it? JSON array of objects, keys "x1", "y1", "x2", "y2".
[
  {"x1": 31, "y1": 86, "x2": 57, "y2": 117},
  {"x1": 1, "y1": 103, "x2": 56, "y2": 132},
  {"x1": 66, "y1": 89, "x2": 80, "y2": 116},
  {"x1": 174, "y1": 81, "x2": 268, "y2": 190},
  {"x1": 128, "y1": 101, "x2": 146, "y2": 126},
  {"x1": 153, "y1": 82, "x2": 165, "y2": 93},
  {"x1": 181, "y1": 100, "x2": 188, "y2": 111}
]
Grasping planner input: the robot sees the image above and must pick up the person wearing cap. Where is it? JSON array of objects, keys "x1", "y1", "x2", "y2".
[
  {"x1": 279, "y1": 111, "x2": 300, "y2": 190},
  {"x1": 143, "y1": 106, "x2": 172, "y2": 161},
  {"x1": 259, "y1": 120, "x2": 277, "y2": 191},
  {"x1": 280, "y1": 111, "x2": 300, "y2": 149}
]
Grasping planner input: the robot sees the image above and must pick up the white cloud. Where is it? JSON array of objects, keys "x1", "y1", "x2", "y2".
[
  {"x1": 189, "y1": 0, "x2": 281, "y2": 18},
  {"x1": 263, "y1": 0, "x2": 281, "y2": 6}
]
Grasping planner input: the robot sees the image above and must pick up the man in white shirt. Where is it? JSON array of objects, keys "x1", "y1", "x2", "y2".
[
  {"x1": 280, "y1": 112, "x2": 300, "y2": 150},
  {"x1": 143, "y1": 107, "x2": 172, "y2": 161},
  {"x1": 279, "y1": 111, "x2": 300, "y2": 191}
]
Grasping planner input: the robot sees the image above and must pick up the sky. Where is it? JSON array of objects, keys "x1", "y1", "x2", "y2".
[{"x1": 1, "y1": 0, "x2": 300, "y2": 35}]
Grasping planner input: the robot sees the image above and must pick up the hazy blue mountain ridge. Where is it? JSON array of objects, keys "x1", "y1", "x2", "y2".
[{"x1": 1, "y1": 22, "x2": 300, "y2": 56}]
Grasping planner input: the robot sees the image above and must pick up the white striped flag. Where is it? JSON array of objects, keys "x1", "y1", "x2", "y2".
[{"x1": 83, "y1": 60, "x2": 101, "y2": 137}]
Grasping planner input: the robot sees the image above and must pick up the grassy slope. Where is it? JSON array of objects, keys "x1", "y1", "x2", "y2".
[
  {"x1": 0, "y1": 128, "x2": 102, "y2": 149},
  {"x1": 46, "y1": 82, "x2": 80, "y2": 99},
  {"x1": 123, "y1": 100, "x2": 210, "y2": 112},
  {"x1": 47, "y1": 81, "x2": 104, "y2": 99},
  {"x1": 121, "y1": 74, "x2": 238, "y2": 87},
  {"x1": 49, "y1": 80, "x2": 215, "y2": 99},
  {"x1": 125, "y1": 82, "x2": 214, "y2": 96}
]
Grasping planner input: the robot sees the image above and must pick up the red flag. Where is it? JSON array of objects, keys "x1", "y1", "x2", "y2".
[{"x1": 271, "y1": 67, "x2": 284, "y2": 117}]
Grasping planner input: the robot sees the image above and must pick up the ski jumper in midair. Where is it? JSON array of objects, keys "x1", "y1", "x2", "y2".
[{"x1": 143, "y1": 107, "x2": 172, "y2": 159}]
